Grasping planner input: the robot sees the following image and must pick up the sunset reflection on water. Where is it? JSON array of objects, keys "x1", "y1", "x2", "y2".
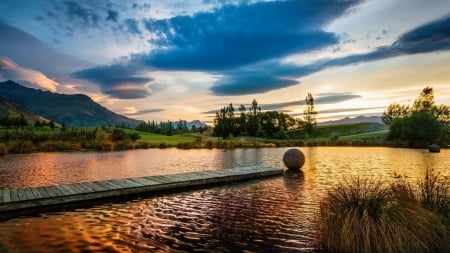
[{"x1": 0, "y1": 147, "x2": 448, "y2": 252}]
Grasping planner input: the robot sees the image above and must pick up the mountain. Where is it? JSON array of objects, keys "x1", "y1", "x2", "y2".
[
  {"x1": 187, "y1": 120, "x2": 208, "y2": 130},
  {"x1": 0, "y1": 97, "x2": 51, "y2": 123},
  {"x1": 318, "y1": 116, "x2": 384, "y2": 126},
  {"x1": 168, "y1": 120, "x2": 209, "y2": 130},
  {"x1": 0, "y1": 80, "x2": 143, "y2": 127}
]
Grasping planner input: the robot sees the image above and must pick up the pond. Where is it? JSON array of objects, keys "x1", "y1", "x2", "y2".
[{"x1": 0, "y1": 147, "x2": 448, "y2": 252}]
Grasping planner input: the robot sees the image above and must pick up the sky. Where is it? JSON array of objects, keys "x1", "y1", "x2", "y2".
[{"x1": 0, "y1": 0, "x2": 449, "y2": 124}]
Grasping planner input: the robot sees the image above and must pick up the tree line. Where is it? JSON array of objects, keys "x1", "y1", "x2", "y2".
[
  {"x1": 213, "y1": 94, "x2": 317, "y2": 139},
  {"x1": 135, "y1": 120, "x2": 208, "y2": 136},
  {"x1": 382, "y1": 86, "x2": 449, "y2": 146},
  {"x1": 0, "y1": 115, "x2": 28, "y2": 129}
]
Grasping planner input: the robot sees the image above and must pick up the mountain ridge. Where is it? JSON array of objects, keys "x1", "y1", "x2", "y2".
[
  {"x1": 0, "y1": 97, "x2": 51, "y2": 124},
  {"x1": 318, "y1": 115, "x2": 383, "y2": 126},
  {"x1": 0, "y1": 80, "x2": 143, "y2": 127}
]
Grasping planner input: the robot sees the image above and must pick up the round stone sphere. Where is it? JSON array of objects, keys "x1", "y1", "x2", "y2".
[
  {"x1": 283, "y1": 148, "x2": 305, "y2": 170},
  {"x1": 429, "y1": 144, "x2": 440, "y2": 153}
]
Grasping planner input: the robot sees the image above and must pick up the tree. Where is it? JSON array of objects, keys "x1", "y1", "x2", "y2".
[
  {"x1": 247, "y1": 99, "x2": 262, "y2": 136},
  {"x1": 303, "y1": 93, "x2": 317, "y2": 135},
  {"x1": 388, "y1": 111, "x2": 442, "y2": 146},
  {"x1": 412, "y1": 86, "x2": 434, "y2": 112},
  {"x1": 237, "y1": 104, "x2": 247, "y2": 135},
  {"x1": 213, "y1": 103, "x2": 237, "y2": 138},
  {"x1": 382, "y1": 103, "x2": 411, "y2": 125},
  {"x1": 385, "y1": 86, "x2": 449, "y2": 146}
]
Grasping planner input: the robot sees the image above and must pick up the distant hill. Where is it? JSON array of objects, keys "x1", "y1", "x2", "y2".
[
  {"x1": 186, "y1": 120, "x2": 209, "y2": 130},
  {"x1": 0, "y1": 80, "x2": 143, "y2": 127},
  {"x1": 289, "y1": 122, "x2": 388, "y2": 139},
  {"x1": 0, "y1": 97, "x2": 50, "y2": 124},
  {"x1": 318, "y1": 116, "x2": 383, "y2": 126},
  {"x1": 166, "y1": 119, "x2": 209, "y2": 130}
]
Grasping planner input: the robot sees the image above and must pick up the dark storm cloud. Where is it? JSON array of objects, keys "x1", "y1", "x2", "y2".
[{"x1": 73, "y1": 64, "x2": 153, "y2": 99}]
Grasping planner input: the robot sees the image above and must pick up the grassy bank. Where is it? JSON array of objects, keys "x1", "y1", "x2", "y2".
[
  {"x1": 317, "y1": 171, "x2": 450, "y2": 252},
  {"x1": 0, "y1": 122, "x2": 417, "y2": 155}
]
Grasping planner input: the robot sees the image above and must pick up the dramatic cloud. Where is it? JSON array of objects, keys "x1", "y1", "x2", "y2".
[
  {"x1": 73, "y1": 63, "x2": 153, "y2": 99},
  {"x1": 142, "y1": 0, "x2": 359, "y2": 70},
  {"x1": 73, "y1": 0, "x2": 361, "y2": 97},
  {"x1": 0, "y1": 56, "x2": 59, "y2": 92},
  {"x1": 0, "y1": 21, "x2": 87, "y2": 78},
  {"x1": 211, "y1": 73, "x2": 299, "y2": 95},
  {"x1": 202, "y1": 92, "x2": 361, "y2": 114},
  {"x1": 318, "y1": 106, "x2": 385, "y2": 114},
  {"x1": 125, "y1": 108, "x2": 165, "y2": 116},
  {"x1": 210, "y1": 14, "x2": 450, "y2": 95}
]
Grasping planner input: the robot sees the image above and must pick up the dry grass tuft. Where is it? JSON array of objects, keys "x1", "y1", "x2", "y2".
[
  {"x1": 0, "y1": 143, "x2": 7, "y2": 156},
  {"x1": 318, "y1": 177, "x2": 448, "y2": 253}
]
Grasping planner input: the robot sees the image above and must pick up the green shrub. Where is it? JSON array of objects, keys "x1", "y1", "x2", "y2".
[
  {"x1": 0, "y1": 143, "x2": 6, "y2": 156},
  {"x1": 318, "y1": 177, "x2": 448, "y2": 253}
]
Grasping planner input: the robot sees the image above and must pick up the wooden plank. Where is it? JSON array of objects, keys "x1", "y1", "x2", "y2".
[
  {"x1": 30, "y1": 188, "x2": 43, "y2": 199},
  {"x1": 101, "y1": 180, "x2": 123, "y2": 189},
  {"x1": 73, "y1": 183, "x2": 93, "y2": 193},
  {"x1": 10, "y1": 189, "x2": 19, "y2": 202},
  {"x1": 2, "y1": 189, "x2": 11, "y2": 203},
  {"x1": 125, "y1": 178, "x2": 148, "y2": 187},
  {"x1": 24, "y1": 188, "x2": 35, "y2": 200},
  {"x1": 107, "y1": 179, "x2": 139, "y2": 189},
  {"x1": 81, "y1": 182, "x2": 105, "y2": 192},
  {"x1": 148, "y1": 175, "x2": 175, "y2": 184},
  {"x1": 54, "y1": 185, "x2": 72, "y2": 196},
  {"x1": 79, "y1": 182, "x2": 96, "y2": 192},
  {"x1": 43, "y1": 186, "x2": 64, "y2": 197},
  {"x1": 92, "y1": 181, "x2": 117, "y2": 191},
  {"x1": 121, "y1": 178, "x2": 145, "y2": 187},
  {"x1": 62, "y1": 184, "x2": 85, "y2": 195},
  {"x1": 127, "y1": 177, "x2": 158, "y2": 186},
  {"x1": 17, "y1": 189, "x2": 28, "y2": 201},
  {"x1": 35, "y1": 187, "x2": 50, "y2": 198}
]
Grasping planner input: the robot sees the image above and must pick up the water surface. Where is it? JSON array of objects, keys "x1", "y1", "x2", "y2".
[{"x1": 0, "y1": 147, "x2": 448, "y2": 252}]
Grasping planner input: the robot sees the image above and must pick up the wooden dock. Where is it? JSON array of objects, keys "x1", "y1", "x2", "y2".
[{"x1": 0, "y1": 166, "x2": 283, "y2": 212}]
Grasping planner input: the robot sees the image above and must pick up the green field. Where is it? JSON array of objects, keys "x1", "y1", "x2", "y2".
[{"x1": 124, "y1": 129, "x2": 197, "y2": 146}]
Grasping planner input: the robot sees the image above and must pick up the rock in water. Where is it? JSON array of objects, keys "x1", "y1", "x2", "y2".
[
  {"x1": 429, "y1": 144, "x2": 440, "y2": 153},
  {"x1": 283, "y1": 149, "x2": 305, "y2": 170}
]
